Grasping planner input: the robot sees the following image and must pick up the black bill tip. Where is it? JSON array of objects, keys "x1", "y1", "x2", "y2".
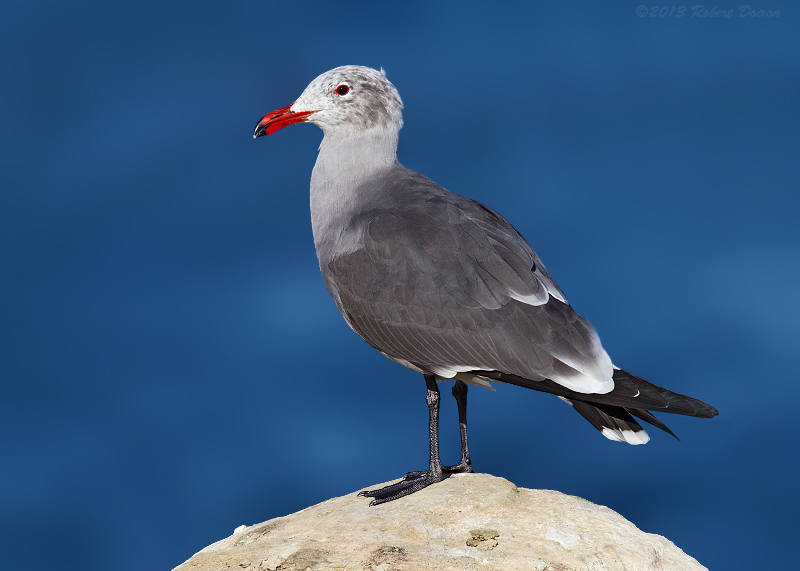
[{"x1": 253, "y1": 119, "x2": 268, "y2": 139}]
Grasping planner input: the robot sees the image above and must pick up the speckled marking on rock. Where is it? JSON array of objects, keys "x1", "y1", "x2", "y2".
[{"x1": 466, "y1": 528, "x2": 500, "y2": 549}]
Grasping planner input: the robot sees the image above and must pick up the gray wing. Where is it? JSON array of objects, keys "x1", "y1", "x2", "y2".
[{"x1": 323, "y1": 172, "x2": 614, "y2": 394}]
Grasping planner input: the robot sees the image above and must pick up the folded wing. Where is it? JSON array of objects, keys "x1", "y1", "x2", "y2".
[{"x1": 323, "y1": 169, "x2": 614, "y2": 394}]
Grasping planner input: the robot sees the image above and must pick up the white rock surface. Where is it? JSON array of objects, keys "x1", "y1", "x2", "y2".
[{"x1": 173, "y1": 473, "x2": 707, "y2": 571}]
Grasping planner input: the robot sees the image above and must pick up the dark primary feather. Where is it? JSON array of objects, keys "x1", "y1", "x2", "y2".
[
  {"x1": 481, "y1": 369, "x2": 718, "y2": 418},
  {"x1": 479, "y1": 368, "x2": 716, "y2": 442},
  {"x1": 628, "y1": 408, "x2": 677, "y2": 437}
]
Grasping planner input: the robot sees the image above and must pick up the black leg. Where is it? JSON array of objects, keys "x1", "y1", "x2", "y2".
[
  {"x1": 447, "y1": 380, "x2": 473, "y2": 473},
  {"x1": 358, "y1": 375, "x2": 445, "y2": 506},
  {"x1": 404, "y1": 379, "x2": 473, "y2": 478}
]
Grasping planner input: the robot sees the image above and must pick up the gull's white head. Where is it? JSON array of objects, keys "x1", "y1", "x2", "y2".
[{"x1": 253, "y1": 65, "x2": 403, "y2": 140}]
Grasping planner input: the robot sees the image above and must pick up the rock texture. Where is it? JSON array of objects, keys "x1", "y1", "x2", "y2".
[{"x1": 174, "y1": 473, "x2": 707, "y2": 571}]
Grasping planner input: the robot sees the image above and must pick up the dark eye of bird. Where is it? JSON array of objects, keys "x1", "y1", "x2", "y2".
[{"x1": 336, "y1": 84, "x2": 350, "y2": 96}]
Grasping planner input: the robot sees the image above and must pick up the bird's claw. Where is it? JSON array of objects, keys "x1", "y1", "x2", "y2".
[{"x1": 358, "y1": 470, "x2": 444, "y2": 506}]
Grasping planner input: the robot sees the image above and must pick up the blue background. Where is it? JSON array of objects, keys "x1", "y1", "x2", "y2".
[{"x1": 1, "y1": 2, "x2": 797, "y2": 570}]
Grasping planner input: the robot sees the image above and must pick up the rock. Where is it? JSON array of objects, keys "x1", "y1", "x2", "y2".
[{"x1": 173, "y1": 473, "x2": 707, "y2": 571}]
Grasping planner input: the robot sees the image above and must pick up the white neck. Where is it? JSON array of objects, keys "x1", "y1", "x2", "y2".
[{"x1": 310, "y1": 126, "x2": 399, "y2": 249}]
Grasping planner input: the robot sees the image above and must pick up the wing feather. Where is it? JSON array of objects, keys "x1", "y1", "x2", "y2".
[{"x1": 322, "y1": 168, "x2": 612, "y2": 393}]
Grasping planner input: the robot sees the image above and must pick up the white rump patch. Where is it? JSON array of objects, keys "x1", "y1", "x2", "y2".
[
  {"x1": 601, "y1": 427, "x2": 650, "y2": 445},
  {"x1": 551, "y1": 369, "x2": 614, "y2": 395},
  {"x1": 549, "y1": 354, "x2": 615, "y2": 395}
]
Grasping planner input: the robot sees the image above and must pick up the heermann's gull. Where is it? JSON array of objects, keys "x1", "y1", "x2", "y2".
[{"x1": 253, "y1": 66, "x2": 717, "y2": 505}]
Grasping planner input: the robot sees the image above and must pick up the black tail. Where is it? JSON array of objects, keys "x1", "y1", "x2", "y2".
[
  {"x1": 567, "y1": 399, "x2": 652, "y2": 444},
  {"x1": 471, "y1": 367, "x2": 717, "y2": 443}
]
